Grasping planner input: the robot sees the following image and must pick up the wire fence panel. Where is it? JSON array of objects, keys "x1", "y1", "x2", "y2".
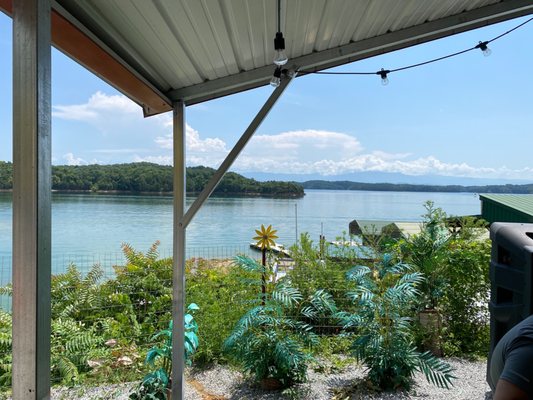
[
  {"x1": 0, "y1": 244, "x2": 274, "y2": 395},
  {"x1": 0, "y1": 241, "x2": 489, "y2": 397}
]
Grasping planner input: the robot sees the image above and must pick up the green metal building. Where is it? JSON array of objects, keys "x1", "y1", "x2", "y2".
[{"x1": 480, "y1": 194, "x2": 533, "y2": 224}]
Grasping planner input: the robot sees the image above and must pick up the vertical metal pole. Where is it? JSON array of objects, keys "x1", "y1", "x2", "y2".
[
  {"x1": 295, "y1": 203, "x2": 298, "y2": 244},
  {"x1": 12, "y1": 0, "x2": 51, "y2": 399},
  {"x1": 172, "y1": 101, "x2": 186, "y2": 400}
]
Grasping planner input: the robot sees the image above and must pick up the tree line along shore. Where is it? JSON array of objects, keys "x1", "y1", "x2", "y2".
[
  {"x1": 0, "y1": 162, "x2": 304, "y2": 198},
  {"x1": 1, "y1": 161, "x2": 532, "y2": 196},
  {"x1": 302, "y1": 179, "x2": 533, "y2": 194}
]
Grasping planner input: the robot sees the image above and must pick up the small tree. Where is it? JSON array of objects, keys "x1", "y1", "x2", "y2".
[
  {"x1": 335, "y1": 253, "x2": 455, "y2": 391},
  {"x1": 223, "y1": 255, "x2": 334, "y2": 388},
  {"x1": 400, "y1": 201, "x2": 451, "y2": 311}
]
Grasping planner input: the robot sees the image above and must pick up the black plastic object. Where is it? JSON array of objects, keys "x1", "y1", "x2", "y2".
[{"x1": 487, "y1": 223, "x2": 533, "y2": 384}]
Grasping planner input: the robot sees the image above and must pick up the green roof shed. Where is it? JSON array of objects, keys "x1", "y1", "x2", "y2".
[{"x1": 480, "y1": 194, "x2": 533, "y2": 224}]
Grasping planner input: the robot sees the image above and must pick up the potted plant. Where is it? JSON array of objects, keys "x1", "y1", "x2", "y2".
[
  {"x1": 335, "y1": 253, "x2": 455, "y2": 391},
  {"x1": 223, "y1": 254, "x2": 316, "y2": 389},
  {"x1": 129, "y1": 303, "x2": 199, "y2": 400},
  {"x1": 399, "y1": 201, "x2": 451, "y2": 355}
]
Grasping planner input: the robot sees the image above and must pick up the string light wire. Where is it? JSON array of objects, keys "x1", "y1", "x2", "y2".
[{"x1": 298, "y1": 16, "x2": 533, "y2": 80}]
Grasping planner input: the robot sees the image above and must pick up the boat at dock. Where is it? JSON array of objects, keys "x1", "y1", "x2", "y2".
[{"x1": 249, "y1": 242, "x2": 291, "y2": 257}]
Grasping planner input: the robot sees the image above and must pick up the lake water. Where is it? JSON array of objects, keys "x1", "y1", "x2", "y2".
[
  {"x1": 0, "y1": 189, "x2": 481, "y2": 285},
  {"x1": 0, "y1": 188, "x2": 487, "y2": 376}
]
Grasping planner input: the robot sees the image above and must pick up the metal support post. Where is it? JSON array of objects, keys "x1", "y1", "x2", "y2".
[
  {"x1": 172, "y1": 101, "x2": 186, "y2": 400},
  {"x1": 181, "y1": 71, "x2": 296, "y2": 229},
  {"x1": 171, "y1": 72, "x2": 294, "y2": 399},
  {"x1": 12, "y1": 0, "x2": 52, "y2": 399}
]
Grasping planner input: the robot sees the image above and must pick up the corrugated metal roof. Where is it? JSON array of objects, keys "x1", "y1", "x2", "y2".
[
  {"x1": 349, "y1": 219, "x2": 421, "y2": 237},
  {"x1": 394, "y1": 222, "x2": 423, "y2": 238},
  {"x1": 480, "y1": 194, "x2": 533, "y2": 217},
  {"x1": 3, "y1": 0, "x2": 532, "y2": 114}
]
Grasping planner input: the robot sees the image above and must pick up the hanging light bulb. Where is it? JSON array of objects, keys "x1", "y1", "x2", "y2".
[
  {"x1": 273, "y1": 0, "x2": 288, "y2": 66},
  {"x1": 273, "y1": 32, "x2": 288, "y2": 66},
  {"x1": 476, "y1": 41, "x2": 492, "y2": 57},
  {"x1": 270, "y1": 67, "x2": 282, "y2": 87},
  {"x1": 377, "y1": 68, "x2": 390, "y2": 86}
]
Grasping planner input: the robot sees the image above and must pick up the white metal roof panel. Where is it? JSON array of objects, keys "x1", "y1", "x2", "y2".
[{"x1": 43, "y1": 0, "x2": 533, "y2": 114}]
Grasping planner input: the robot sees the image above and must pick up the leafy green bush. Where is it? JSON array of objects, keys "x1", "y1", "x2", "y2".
[
  {"x1": 0, "y1": 310, "x2": 11, "y2": 387},
  {"x1": 103, "y1": 241, "x2": 173, "y2": 339},
  {"x1": 397, "y1": 203, "x2": 491, "y2": 358},
  {"x1": 335, "y1": 254, "x2": 455, "y2": 391},
  {"x1": 287, "y1": 234, "x2": 355, "y2": 316},
  {"x1": 186, "y1": 258, "x2": 256, "y2": 365},
  {"x1": 441, "y1": 229, "x2": 491, "y2": 357},
  {"x1": 224, "y1": 255, "x2": 332, "y2": 387}
]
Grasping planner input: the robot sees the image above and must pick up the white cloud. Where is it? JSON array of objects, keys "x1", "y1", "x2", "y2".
[
  {"x1": 50, "y1": 93, "x2": 533, "y2": 180},
  {"x1": 133, "y1": 155, "x2": 173, "y2": 165},
  {"x1": 92, "y1": 148, "x2": 147, "y2": 154},
  {"x1": 150, "y1": 126, "x2": 533, "y2": 180},
  {"x1": 53, "y1": 91, "x2": 138, "y2": 121},
  {"x1": 155, "y1": 124, "x2": 227, "y2": 153},
  {"x1": 153, "y1": 124, "x2": 227, "y2": 168},
  {"x1": 63, "y1": 152, "x2": 87, "y2": 166}
]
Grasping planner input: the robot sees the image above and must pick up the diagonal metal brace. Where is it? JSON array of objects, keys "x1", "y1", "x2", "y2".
[{"x1": 180, "y1": 70, "x2": 296, "y2": 229}]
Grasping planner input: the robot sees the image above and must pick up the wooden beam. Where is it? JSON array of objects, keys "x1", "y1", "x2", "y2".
[{"x1": 0, "y1": 0, "x2": 171, "y2": 117}]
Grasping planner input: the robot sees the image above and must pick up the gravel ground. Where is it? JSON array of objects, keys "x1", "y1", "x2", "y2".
[{"x1": 48, "y1": 358, "x2": 493, "y2": 400}]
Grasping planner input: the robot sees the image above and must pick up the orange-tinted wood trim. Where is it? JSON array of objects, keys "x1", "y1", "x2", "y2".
[
  {"x1": 0, "y1": 0, "x2": 171, "y2": 117},
  {"x1": 0, "y1": 0, "x2": 11, "y2": 14}
]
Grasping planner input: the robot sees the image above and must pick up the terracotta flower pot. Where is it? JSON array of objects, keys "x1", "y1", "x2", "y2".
[{"x1": 260, "y1": 377, "x2": 284, "y2": 390}]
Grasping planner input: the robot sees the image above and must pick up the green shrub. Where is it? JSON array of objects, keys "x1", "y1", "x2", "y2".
[
  {"x1": 0, "y1": 310, "x2": 11, "y2": 387},
  {"x1": 441, "y1": 235, "x2": 491, "y2": 357},
  {"x1": 335, "y1": 253, "x2": 455, "y2": 391},
  {"x1": 186, "y1": 258, "x2": 256, "y2": 365},
  {"x1": 397, "y1": 203, "x2": 491, "y2": 358},
  {"x1": 287, "y1": 234, "x2": 355, "y2": 316},
  {"x1": 223, "y1": 255, "x2": 333, "y2": 387}
]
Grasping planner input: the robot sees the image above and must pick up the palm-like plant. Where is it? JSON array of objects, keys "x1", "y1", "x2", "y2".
[
  {"x1": 401, "y1": 201, "x2": 451, "y2": 310},
  {"x1": 130, "y1": 303, "x2": 199, "y2": 399},
  {"x1": 335, "y1": 254, "x2": 455, "y2": 391},
  {"x1": 223, "y1": 255, "x2": 328, "y2": 387}
]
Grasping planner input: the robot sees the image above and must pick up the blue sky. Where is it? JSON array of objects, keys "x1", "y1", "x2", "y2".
[{"x1": 0, "y1": 12, "x2": 532, "y2": 182}]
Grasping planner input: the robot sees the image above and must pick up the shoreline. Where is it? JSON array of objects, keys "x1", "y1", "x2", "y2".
[{"x1": 0, "y1": 189, "x2": 304, "y2": 199}]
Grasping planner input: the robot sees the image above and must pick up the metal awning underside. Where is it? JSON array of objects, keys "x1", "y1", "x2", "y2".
[{"x1": 1, "y1": 0, "x2": 533, "y2": 116}]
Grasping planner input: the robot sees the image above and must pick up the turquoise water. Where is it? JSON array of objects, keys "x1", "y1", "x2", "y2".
[
  {"x1": 0, "y1": 189, "x2": 481, "y2": 311},
  {"x1": 0, "y1": 189, "x2": 480, "y2": 253},
  {"x1": 0, "y1": 189, "x2": 481, "y2": 284}
]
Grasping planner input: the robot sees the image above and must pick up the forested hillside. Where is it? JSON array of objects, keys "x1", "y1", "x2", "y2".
[
  {"x1": 0, "y1": 162, "x2": 304, "y2": 198},
  {"x1": 302, "y1": 179, "x2": 533, "y2": 194}
]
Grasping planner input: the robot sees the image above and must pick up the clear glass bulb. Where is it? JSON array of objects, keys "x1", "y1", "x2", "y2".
[
  {"x1": 273, "y1": 49, "x2": 288, "y2": 66},
  {"x1": 270, "y1": 75, "x2": 281, "y2": 87},
  {"x1": 482, "y1": 47, "x2": 492, "y2": 57},
  {"x1": 381, "y1": 76, "x2": 389, "y2": 86}
]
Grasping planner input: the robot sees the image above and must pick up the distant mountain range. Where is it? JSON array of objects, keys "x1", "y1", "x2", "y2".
[{"x1": 241, "y1": 171, "x2": 533, "y2": 187}]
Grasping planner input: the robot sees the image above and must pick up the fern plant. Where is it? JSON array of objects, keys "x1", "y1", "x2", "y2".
[
  {"x1": 335, "y1": 253, "x2": 455, "y2": 391},
  {"x1": 109, "y1": 241, "x2": 173, "y2": 336},
  {"x1": 0, "y1": 310, "x2": 12, "y2": 387},
  {"x1": 51, "y1": 263, "x2": 104, "y2": 323},
  {"x1": 51, "y1": 317, "x2": 109, "y2": 385},
  {"x1": 223, "y1": 255, "x2": 332, "y2": 387}
]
